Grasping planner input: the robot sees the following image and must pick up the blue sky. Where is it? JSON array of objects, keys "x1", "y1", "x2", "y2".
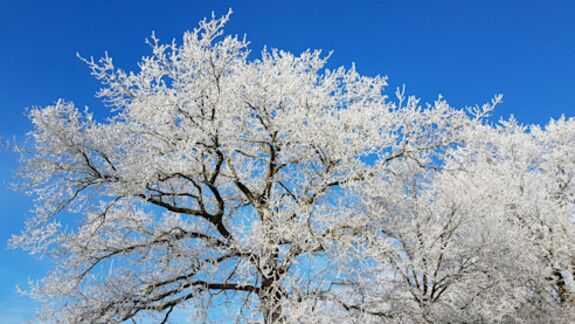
[{"x1": 1, "y1": 0, "x2": 574, "y2": 321}]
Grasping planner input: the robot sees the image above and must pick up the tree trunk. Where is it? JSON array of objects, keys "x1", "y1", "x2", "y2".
[{"x1": 260, "y1": 270, "x2": 285, "y2": 323}]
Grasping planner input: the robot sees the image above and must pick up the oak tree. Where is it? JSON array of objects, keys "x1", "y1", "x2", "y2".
[{"x1": 13, "y1": 11, "x2": 575, "y2": 323}]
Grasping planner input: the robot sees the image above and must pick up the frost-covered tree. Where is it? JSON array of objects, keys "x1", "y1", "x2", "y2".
[
  {"x1": 342, "y1": 118, "x2": 575, "y2": 323},
  {"x1": 12, "y1": 11, "x2": 575, "y2": 323}
]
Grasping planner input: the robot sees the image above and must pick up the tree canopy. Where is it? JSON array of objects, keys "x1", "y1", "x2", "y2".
[{"x1": 13, "y1": 11, "x2": 575, "y2": 323}]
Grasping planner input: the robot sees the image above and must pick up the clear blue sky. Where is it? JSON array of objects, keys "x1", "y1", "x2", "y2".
[{"x1": 1, "y1": 0, "x2": 574, "y2": 321}]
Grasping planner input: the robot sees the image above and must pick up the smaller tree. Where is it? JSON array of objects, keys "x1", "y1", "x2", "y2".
[{"x1": 341, "y1": 118, "x2": 575, "y2": 323}]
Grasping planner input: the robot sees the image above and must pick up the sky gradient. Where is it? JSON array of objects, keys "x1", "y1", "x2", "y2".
[{"x1": 1, "y1": 0, "x2": 575, "y2": 321}]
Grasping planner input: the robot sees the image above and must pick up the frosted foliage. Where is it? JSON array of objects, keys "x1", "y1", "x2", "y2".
[{"x1": 12, "y1": 11, "x2": 575, "y2": 323}]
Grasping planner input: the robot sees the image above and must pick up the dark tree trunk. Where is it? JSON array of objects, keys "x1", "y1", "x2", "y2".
[{"x1": 259, "y1": 265, "x2": 285, "y2": 323}]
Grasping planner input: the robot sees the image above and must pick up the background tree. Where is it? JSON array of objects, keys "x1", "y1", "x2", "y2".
[
  {"x1": 12, "y1": 11, "x2": 575, "y2": 323},
  {"x1": 340, "y1": 118, "x2": 575, "y2": 323}
]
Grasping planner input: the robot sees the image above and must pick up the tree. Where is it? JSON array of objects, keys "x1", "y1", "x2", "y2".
[
  {"x1": 343, "y1": 118, "x2": 575, "y2": 323},
  {"x1": 12, "y1": 11, "x2": 575, "y2": 323}
]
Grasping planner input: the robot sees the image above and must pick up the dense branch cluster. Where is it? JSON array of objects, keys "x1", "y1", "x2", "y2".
[{"x1": 13, "y1": 11, "x2": 575, "y2": 323}]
